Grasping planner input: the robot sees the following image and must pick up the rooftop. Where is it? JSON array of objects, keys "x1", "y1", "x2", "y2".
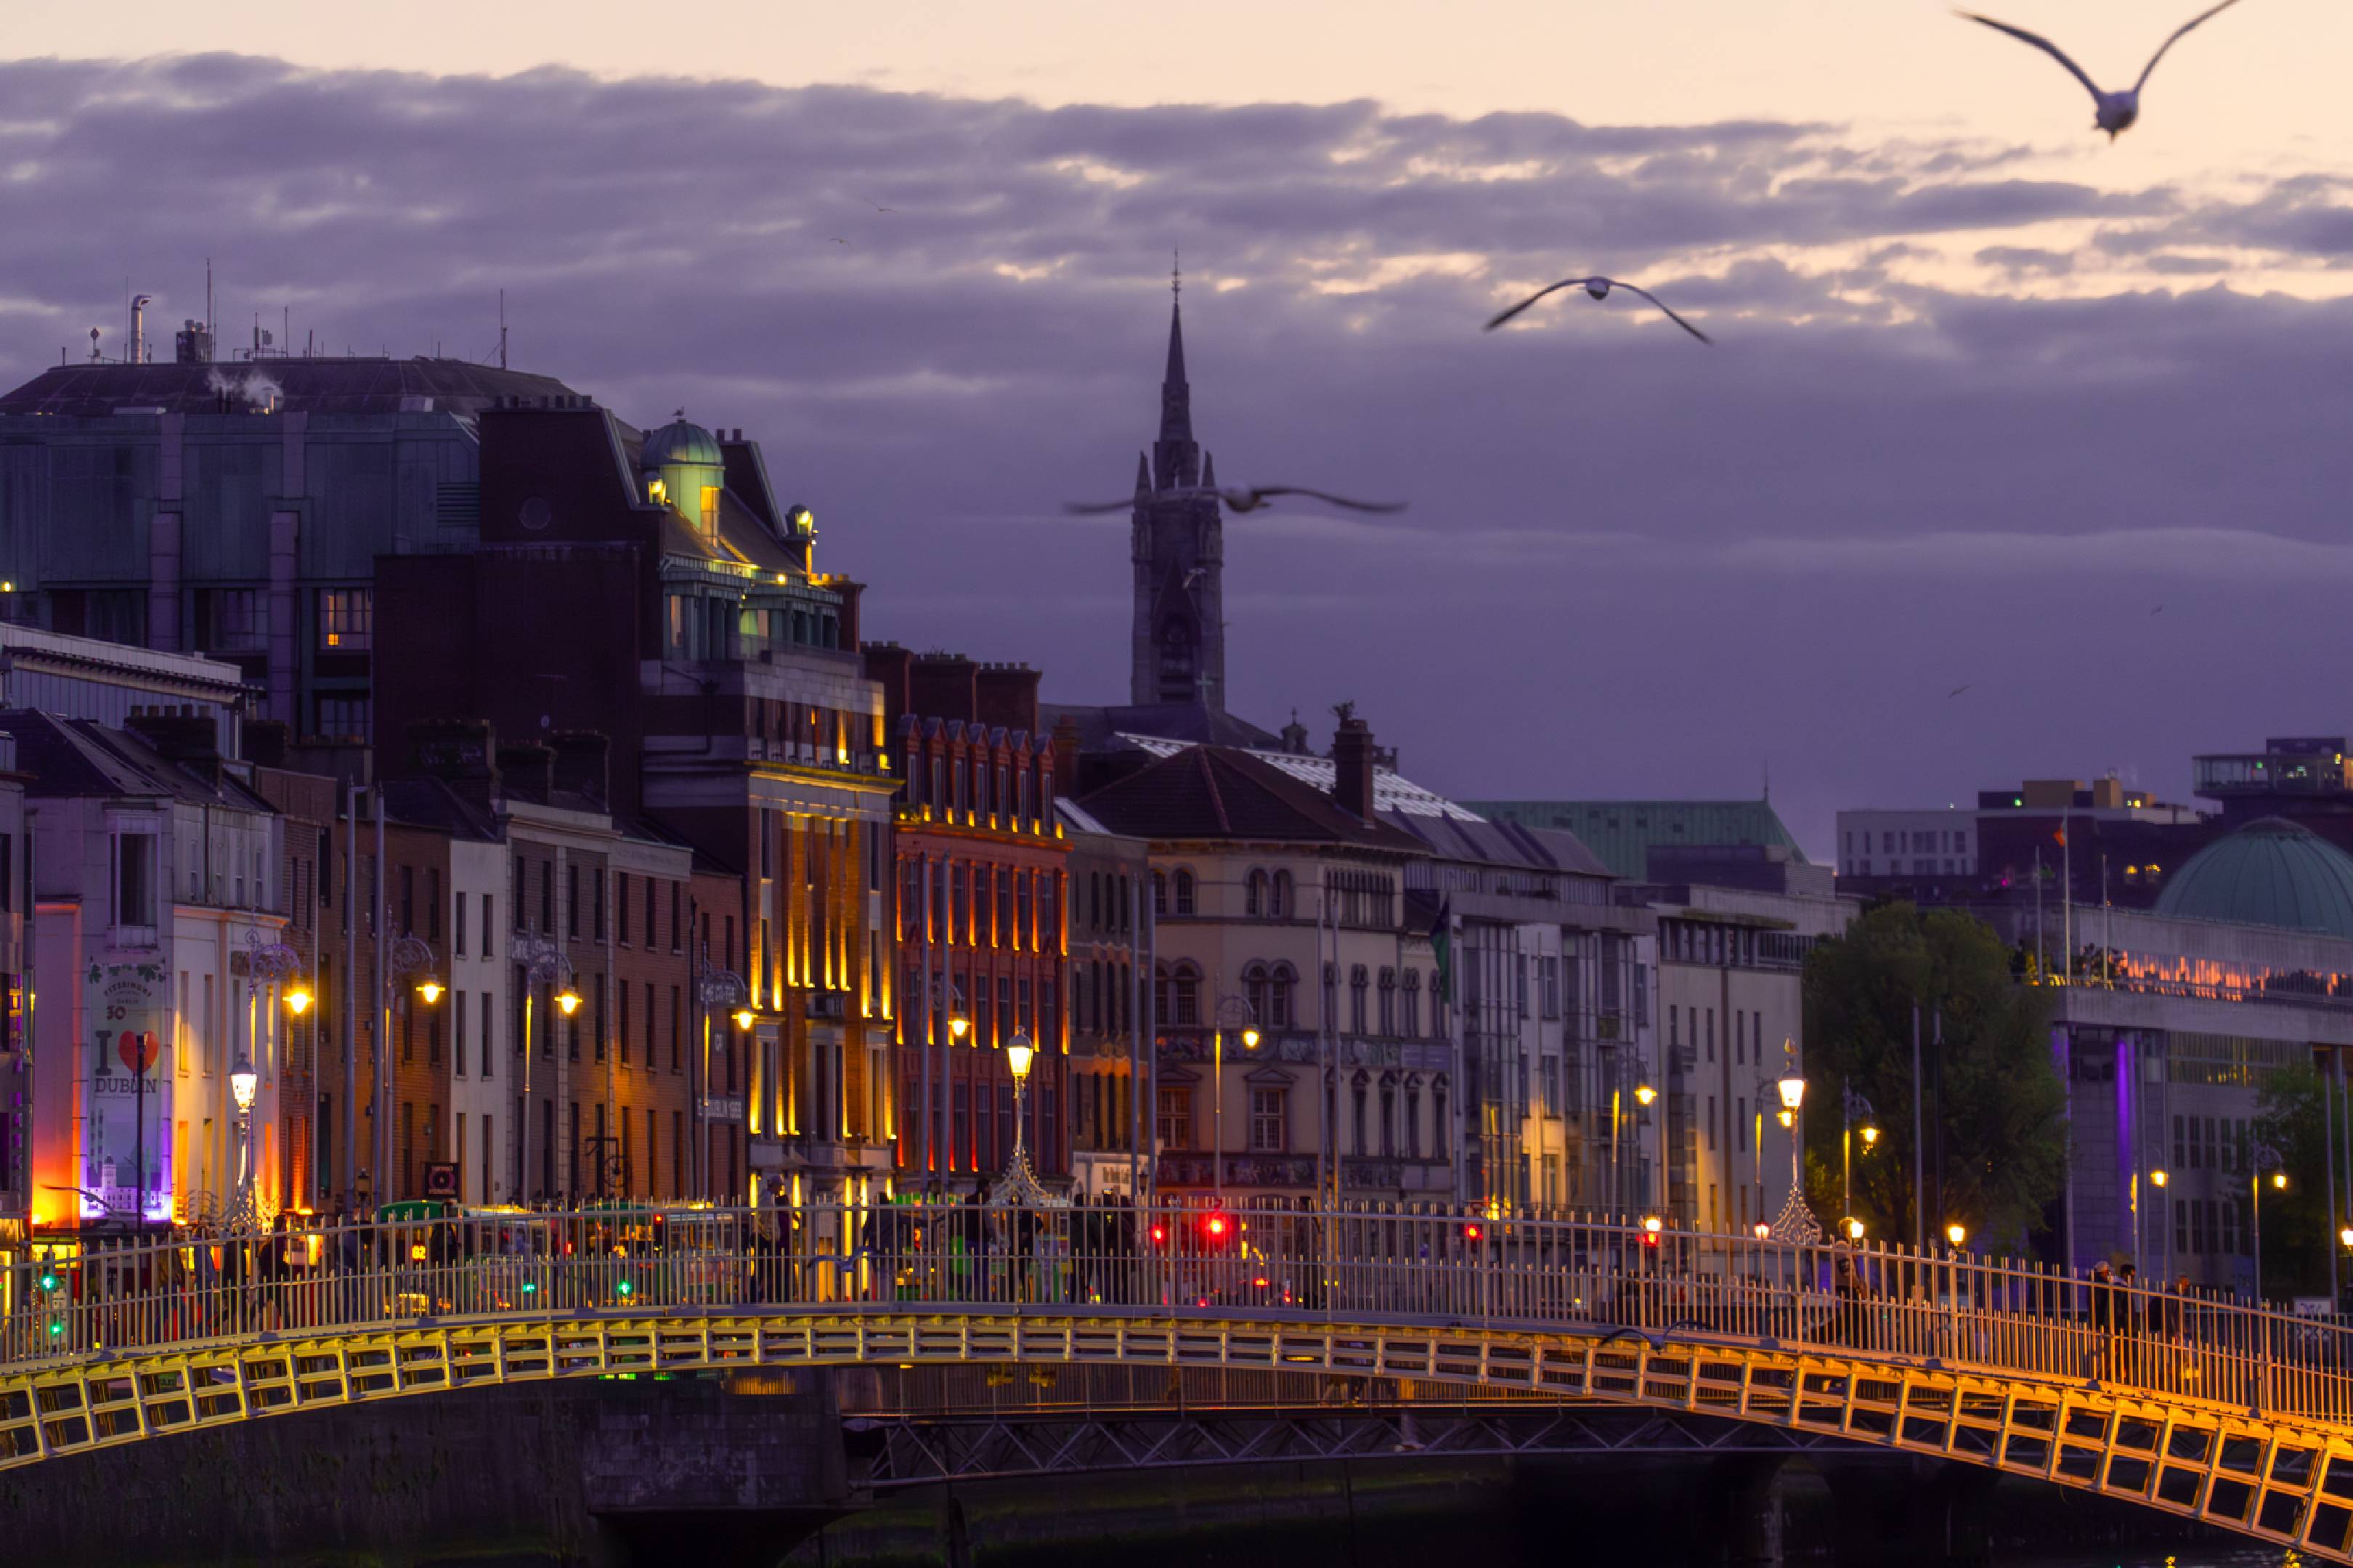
[
  {"x1": 2154, "y1": 816, "x2": 2353, "y2": 941},
  {"x1": 1466, "y1": 798, "x2": 1806, "y2": 882},
  {"x1": 0, "y1": 357, "x2": 585, "y2": 419}
]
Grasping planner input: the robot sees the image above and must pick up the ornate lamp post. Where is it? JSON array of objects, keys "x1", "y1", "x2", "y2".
[
  {"x1": 986, "y1": 1030, "x2": 1064, "y2": 1209},
  {"x1": 512, "y1": 933, "x2": 577, "y2": 1204},
  {"x1": 1211, "y1": 994, "x2": 1259, "y2": 1210},
  {"x1": 227, "y1": 1052, "x2": 260, "y2": 1232},
  {"x1": 232, "y1": 931, "x2": 304, "y2": 1230},
  {"x1": 1763, "y1": 1041, "x2": 1818, "y2": 1246},
  {"x1": 370, "y1": 932, "x2": 443, "y2": 1206}
]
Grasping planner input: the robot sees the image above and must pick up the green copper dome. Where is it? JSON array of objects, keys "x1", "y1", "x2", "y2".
[
  {"x1": 640, "y1": 415, "x2": 722, "y2": 470},
  {"x1": 2154, "y1": 817, "x2": 2353, "y2": 938}
]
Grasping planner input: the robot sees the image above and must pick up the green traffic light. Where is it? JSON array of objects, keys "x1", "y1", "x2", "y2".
[
  {"x1": 616, "y1": 1278, "x2": 633, "y2": 1297},
  {"x1": 46, "y1": 1317, "x2": 63, "y2": 1338},
  {"x1": 38, "y1": 1271, "x2": 57, "y2": 1292}
]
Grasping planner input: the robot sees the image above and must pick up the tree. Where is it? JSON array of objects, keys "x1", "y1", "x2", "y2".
[
  {"x1": 1801, "y1": 902, "x2": 2065, "y2": 1255},
  {"x1": 2252, "y1": 1063, "x2": 2349, "y2": 1303}
]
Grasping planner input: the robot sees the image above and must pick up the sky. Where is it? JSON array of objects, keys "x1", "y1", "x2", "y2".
[{"x1": 4, "y1": 3, "x2": 2352, "y2": 856}]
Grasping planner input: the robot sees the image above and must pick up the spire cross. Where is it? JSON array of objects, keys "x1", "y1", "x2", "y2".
[{"x1": 1172, "y1": 248, "x2": 1181, "y2": 301}]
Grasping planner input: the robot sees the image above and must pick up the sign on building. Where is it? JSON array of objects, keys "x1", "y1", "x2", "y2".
[{"x1": 84, "y1": 957, "x2": 171, "y2": 1224}]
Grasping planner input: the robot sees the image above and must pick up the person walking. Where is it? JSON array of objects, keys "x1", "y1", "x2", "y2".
[{"x1": 2088, "y1": 1259, "x2": 2116, "y2": 1380}]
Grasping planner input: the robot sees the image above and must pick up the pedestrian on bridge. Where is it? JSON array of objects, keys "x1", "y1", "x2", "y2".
[
  {"x1": 2089, "y1": 1259, "x2": 2116, "y2": 1380},
  {"x1": 2116, "y1": 1263, "x2": 2147, "y2": 1385},
  {"x1": 1834, "y1": 1251, "x2": 1872, "y2": 1349}
]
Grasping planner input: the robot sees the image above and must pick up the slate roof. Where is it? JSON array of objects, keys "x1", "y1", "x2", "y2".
[
  {"x1": 0, "y1": 710, "x2": 273, "y2": 811},
  {"x1": 0, "y1": 357, "x2": 585, "y2": 418},
  {"x1": 1076, "y1": 744, "x2": 1423, "y2": 853},
  {"x1": 1465, "y1": 798, "x2": 1808, "y2": 882}
]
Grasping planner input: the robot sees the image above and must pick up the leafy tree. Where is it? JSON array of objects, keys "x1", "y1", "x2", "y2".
[
  {"x1": 1800, "y1": 902, "x2": 2065, "y2": 1255},
  {"x1": 2252, "y1": 1063, "x2": 2352, "y2": 1303}
]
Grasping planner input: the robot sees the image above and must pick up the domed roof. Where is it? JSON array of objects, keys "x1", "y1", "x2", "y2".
[
  {"x1": 2154, "y1": 817, "x2": 2353, "y2": 938},
  {"x1": 640, "y1": 414, "x2": 722, "y2": 470}
]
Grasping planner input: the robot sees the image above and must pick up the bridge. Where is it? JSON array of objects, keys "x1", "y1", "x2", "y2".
[{"x1": 4, "y1": 1202, "x2": 2350, "y2": 1561}]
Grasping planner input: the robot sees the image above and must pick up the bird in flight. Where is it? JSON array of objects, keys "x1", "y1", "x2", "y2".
[
  {"x1": 1066, "y1": 485, "x2": 1405, "y2": 516},
  {"x1": 1948, "y1": 685, "x2": 1972, "y2": 699},
  {"x1": 1484, "y1": 275, "x2": 1710, "y2": 342},
  {"x1": 1077, "y1": 482, "x2": 1402, "y2": 513},
  {"x1": 829, "y1": 237, "x2": 848, "y2": 245},
  {"x1": 1955, "y1": 1, "x2": 2247, "y2": 141}
]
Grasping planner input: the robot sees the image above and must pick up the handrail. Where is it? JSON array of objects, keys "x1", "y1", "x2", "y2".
[{"x1": 5, "y1": 1203, "x2": 2348, "y2": 1429}]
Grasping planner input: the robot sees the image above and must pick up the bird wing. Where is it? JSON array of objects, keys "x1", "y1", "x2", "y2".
[
  {"x1": 1483, "y1": 277, "x2": 1594, "y2": 332},
  {"x1": 2134, "y1": 0, "x2": 2246, "y2": 92},
  {"x1": 1610, "y1": 280, "x2": 1712, "y2": 344},
  {"x1": 1065, "y1": 487, "x2": 1220, "y2": 514},
  {"x1": 1956, "y1": 10, "x2": 2105, "y2": 103},
  {"x1": 1248, "y1": 487, "x2": 1407, "y2": 514}
]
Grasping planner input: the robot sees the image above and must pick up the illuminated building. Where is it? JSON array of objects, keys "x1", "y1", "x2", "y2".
[
  {"x1": 373, "y1": 405, "x2": 895, "y2": 1216},
  {"x1": 865, "y1": 649, "x2": 1070, "y2": 1190}
]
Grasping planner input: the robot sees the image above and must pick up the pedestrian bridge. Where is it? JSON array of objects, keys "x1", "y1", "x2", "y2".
[{"x1": 6, "y1": 1203, "x2": 2352, "y2": 1561}]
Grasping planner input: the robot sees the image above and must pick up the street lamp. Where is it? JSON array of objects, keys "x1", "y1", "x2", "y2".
[
  {"x1": 227, "y1": 1051, "x2": 259, "y2": 1232},
  {"x1": 513, "y1": 933, "x2": 576, "y2": 1205},
  {"x1": 1752, "y1": 1221, "x2": 1772, "y2": 1241},
  {"x1": 1843, "y1": 1216, "x2": 1866, "y2": 1242},
  {"x1": 1945, "y1": 1222, "x2": 1967, "y2": 1248},
  {"x1": 416, "y1": 978, "x2": 444, "y2": 1006},
  {"x1": 731, "y1": 1006, "x2": 755, "y2": 1031},
  {"x1": 2251, "y1": 1142, "x2": 2286, "y2": 1304},
  {"x1": 985, "y1": 1029, "x2": 1062, "y2": 1209},
  {"x1": 1841, "y1": 1083, "x2": 1878, "y2": 1233},
  {"x1": 284, "y1": 985, "x2": 312, "y2": 1017},
  {"x1": 1757, "y1": 1041, "x2": 1819, "y2": 1246},
  {"x1": 1634, "y1": 1083, "x2": 1657, "y2": 1108},
  {"x1": 1211, "y1": 994, "x2": 1258, "y2": 1210}
]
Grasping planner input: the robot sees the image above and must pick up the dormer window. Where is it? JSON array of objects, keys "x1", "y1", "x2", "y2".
[{"x1": 700, "y1": 485, "x2": 720, "y2": 537}]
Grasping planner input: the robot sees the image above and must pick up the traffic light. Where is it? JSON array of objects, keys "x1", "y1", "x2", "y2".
[
  {"x1": 1148, "y1": 1222, "x2": 1167, "y2": 1247},
  {"x1": 615, "y1": 1277, "x2": 635, "y2": 1300},
  {"x1": 1461, "y1": 1222, "x2": 1484, "y2": 1243},
  {"x1": 1200, "y1": 1211, "x2": 1232, "y2": 1248},
  {"x1": 36, "y1": 1254, "x2": 58, "y2": 1293}
]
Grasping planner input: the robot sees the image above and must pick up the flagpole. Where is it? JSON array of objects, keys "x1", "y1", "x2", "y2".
[{"x1": 2061, "y1": 813, "x2": 2072, "y2": 984}]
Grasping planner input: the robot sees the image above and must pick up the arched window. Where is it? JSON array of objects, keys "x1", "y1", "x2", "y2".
[
  {"x1": 1174, "y1": 869, "x2": 1197, "y2": 917},
  {"x1": 1405, "y1": 1076, "x2": 1423, "y2": 1158},
  {"x1": 1152, "y1": 871, "x2": 1168, "y2": 917},
  {"x1": 1153, "y1": 964, "x2": 1170, "y2": 1026},
  {"x1": 1271, "y1": 870, "x2": 1292, "y2": 919},
  {"x1": 1378, "y1": 967, "x2": 1397, "y2": 1036},
  {"x1": 1245, "y1": 869, "x2": 1268, "y2": 917},
  {"x1": 1350, "y1": 1071, "x2": 1370, "y2": 1155},
  {"x1": 1172, "y1": 962, "x2": 1201, "y2": 1025},
  {"x1": 1349, "y1": 964, "x2": 1370, "y2": 1035},
  {"x1": 1402, "y1": 970, "x2": 1422, "y2": 1039},
  {"x1": 1243, "y1": 962, "x2": 1270, "y2": 1026},
  {"x1": 1379, "y1": 1071, "x2": 1398, "y2": 1157},
  {"x1": 1269, "y1": 963, "x2": 1298, "y2": 1030},
  {"x1": 1322, "y1": 962, "x2": 1338, "y2": 1030}
]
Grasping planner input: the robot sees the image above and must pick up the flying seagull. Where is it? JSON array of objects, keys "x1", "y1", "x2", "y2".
[
  {"x1": 1948, "y1": 685, "x2": 1972, "y2": 699},
  {"x1": 1484, "y1": 275, "x2": 1710, "y2": 342},
  {"x1": 1065, "y1": 486, "x2": 1406, "y2": 516},
  {"x1": 1955, "y1": 1, "x2": 2247, "y2": 140}
]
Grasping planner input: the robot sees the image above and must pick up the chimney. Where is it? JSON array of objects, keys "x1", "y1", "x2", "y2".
[
  {"x1": 495, "y1": 742, "x2": 554, "y2": 805},
  {"x1": 410, "y1": 719, "x2": 499, "y2": 809},
  {"x1": 1332, "y1": 716, "x2": 1378, "y2": 822},
  {"x1": 244, "y1": 718, "x2": 290, "y2": 770},
  {"x1": 1052, "y1": 714, "x2": 1081, "y2": 799},
  {"x1": 975, "y1": 663, "x2": 1041, "y2": 735},
  {"x1": 126, "y1": 709, "x2": 222, "y2": 787},
  {"x1": 909, "y1": 653, "x2": 979, "y2": 723},
  {"x1": 548, "y1": 731, "x2": 610, "y2": 809},
  {"x1": 862, "y1": 643, "x2": 915, "y2": 729}
]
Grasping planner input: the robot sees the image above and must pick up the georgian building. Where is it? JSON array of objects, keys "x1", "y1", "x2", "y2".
[
  {"x1": 866, "y1": 648, "x2": 1069, "y2": 1194},
  {"x1": 1056, "y1": 784, "x2": 1152, "y2": 1201},
  {"x1": 1076, "y1": 737, "x2": 1442, "y2": 1205}
]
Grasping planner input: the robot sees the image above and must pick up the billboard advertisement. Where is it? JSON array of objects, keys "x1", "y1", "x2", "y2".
[{"x1": 84, "y1": 956, "x2": 171, "y2": 1224}]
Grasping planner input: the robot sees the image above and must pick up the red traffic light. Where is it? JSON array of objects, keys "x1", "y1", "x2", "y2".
[
  {"x1": 1641, "y1": 1230, "x2": 1661, "y2": 1248},
  {"x1": 1203, "y1": 1213, "x2": 1230, "y2": 1240},
  {"x1": 1149, "y1": 1224, "x2": 1167, "y2": 1246},
  {"x1": 1462, "y1": 1222, "x2": 1483, "y2": 1241}
]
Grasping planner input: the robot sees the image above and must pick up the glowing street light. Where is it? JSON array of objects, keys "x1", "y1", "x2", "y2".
[
  {"x1": 283, "y1": 985, "x2": 313, "y2": 1016},
  {"x1": 415, "y1": 979, "x2": 444, "y2": 1006},
  {"x1": 1633, "y1": 1084, "x2": 1657, "y2": 1108},
  {"x1": 556, "y1": 988, "x2": 582, "y2": 1017},
  {"x1": 732, "y1": 1007, "x2": 756, "y2": 1031},
  {"x1": 1843, "y1": 1216, "x2": 1866, "y2": 1242},
  {"x1": 1945, "y1": 1222, "x2": 1967, "y2": 1248}
]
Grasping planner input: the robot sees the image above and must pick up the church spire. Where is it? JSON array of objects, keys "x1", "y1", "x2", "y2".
[{"x1": 1160, "y1": 251, "x2": 1192, "y2": 447}]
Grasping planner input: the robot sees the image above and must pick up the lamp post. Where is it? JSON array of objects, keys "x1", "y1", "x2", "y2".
[
  {"x1": 2148, "y1": 1167, "x2": 2170, "y2": 1287},
  {"x1": 375, "y1": 933, "x2": 442, "y2": 1206},
  {"x1": 986, "y1": 1029, "x2": 1064, "y2": 1209},
  {"x1": 1211, "y1": 993, "x2": 1259, "y2": 1210},
  {"x1": 2251, "y1": 1142, "x2": 2287, "y2": 1304},
  {"x1": 1633, "y1": 1078, "x2": 1660, "y2": 1222},
  {"x1": 692, "y1": 956, "x2": 749, "y2": 1201},
  {"x1": 1841, "y1": 1081, "x2": 1879, "y2": 1240},
  {"x1": 512, "y1": 934, "x2": 576, "y2": 1205},
  {"x1": 911, "y1": 975, "x2": 967, "y2": 1183},
  {"x1": 232, "y1": 930, "x2": 304, "y2": 1228},
  {"x1": 1763, "y1": 1041, "x2": 1818, "y2": 1245}
]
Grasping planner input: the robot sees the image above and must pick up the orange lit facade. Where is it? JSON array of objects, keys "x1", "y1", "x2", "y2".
[{"x1": 869, "y1": 649, "x2": 1068, "y2": 1190}]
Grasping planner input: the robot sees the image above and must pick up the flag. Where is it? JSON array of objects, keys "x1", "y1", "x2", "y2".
[
  {"x1": 1431, "y1": 897, "x2": 1453, "y2": 1004},
  {"x1": 2053, "y1": 827, "x2": 2067, "y2": 847}
]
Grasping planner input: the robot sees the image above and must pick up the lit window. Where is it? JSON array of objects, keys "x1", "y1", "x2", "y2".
[
  {"x1": 318, "y1": 588, "x2": 373, "y2": 651},
  {"x1": 700, "y1": 486, "x2": 721, "y2": 536}
]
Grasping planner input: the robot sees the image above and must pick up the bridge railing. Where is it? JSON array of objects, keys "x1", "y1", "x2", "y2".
[{"x1": 4, "y1": 1201, "x2": 2347, "y2": 1429}]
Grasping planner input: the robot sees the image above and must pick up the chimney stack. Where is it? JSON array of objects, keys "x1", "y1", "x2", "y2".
[
  {"x1": 1052, "y1": 714, "x2": 1081, "y2": 799},
  {"x1": 975, "y1": 663, "x2": 1041, "y2": 735},
  {"x1": 548, "y1": 731, "x2": 610, "y2": 808},
  {"x1": 495, "y1": 742, "x2": 553, "y2": 805},
  {"x1": 126, "y1": 708, "x2": 222, "y2": 787},
  {"x1": 412, "y1": 720, "x2": 500, "y2": 810},
  {"x1": 1332, "y1": 715, "x2": 1378, "y2": 822}
]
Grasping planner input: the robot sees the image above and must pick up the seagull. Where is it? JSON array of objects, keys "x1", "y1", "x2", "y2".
[
  {"x1": 1182, "y1": 567, "x2": 1206, "y2": 590},
  {"x1": 829, "y1": 237, "x2": 848, "y2": 245},
  {"x1": 1065, "y1": 486, "x2": 1406, "y2": 516},
  {"x1": 2151, "y1": 604, "x2": 2165, "y2": 615},
  {"x1": 1484, "y1": 275, "x2": 1710, "y2": 342},
  {"x1": 1948, "y1": 685, "x2": 1972, "y2": 699},
  {"x1": 1955, "y1": 1, "x2": 2247, "y2": 141}
]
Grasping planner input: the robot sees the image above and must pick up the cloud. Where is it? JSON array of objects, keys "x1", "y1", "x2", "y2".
[{"x1": 0, "y1": 52, "x2": 2349, "y2": 856}]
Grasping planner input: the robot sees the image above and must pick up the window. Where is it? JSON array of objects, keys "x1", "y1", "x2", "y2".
[
  {"x1": 481, "y1": 894, "x2": 494, "y2": 956},
  {"x1": 1269, "y1": 964, "x2": 1296, "y2": 1030},
  {"x1": 115, "y1": 832, "x2": 156, "y2": 927},
  {"x1": 454, "y1": 887, "x2": 468, "y2": 956},
  {"x1": 1173, "y1": 869, "x2": 1196, "y2": 916},
  {"x1": 1244, "y1": 962, "x2": 1269, "y2": 1028},
  {"x1": 314, "y1": 695, "x2": 370, "y2": 742},
  {"x1": 1156, "y1": 1086, "x2": 1192, "y2": 1150},
  {"x1": 1402, "y1": 970, "x2": 1421, "y2": 1038},
  {"x1": 617, "y1": 872, "x2": 631, "y2": 945},
  {"x1": 480, "y1": 993, "x2": 493, "y2": 1080},
  {"x1": 1171, "y1": 963, "x2": 1200, "y2": 1026},
  {"x1": 1378, "y1": 968, "x2": 1396, "y2": 1035},
  {"x1": 454, "y1": 991, "x2": 469, "y2": 1076},
  {"x1": 318, "y1": 588, "x2": 373, "y2": 650},
  {"x1": 566, "y1": 864, "x2": 580, "y2": 938},
  {"x1": 1153, "y1": 871, "x2": 1167, "y2": 917},
  {"x1": 1270, "y1": 871, "x2": 1291, "y2": 919},
  {"x1": 699, "y1": 485, "x2": 720, "y2": 536},
  {"x1": 1245, "y1": 869, "x2": 1267, "y2": 917},
  {"x1": 1349, "y1": 965, "x2": 1368, "y2": 1035},
  {"x1": 203, "y1": 588, "x2": 267, "y2": 652},
  {"x1": 1251, "y1": 1088, "x2": 1286, "y2": 1152}
]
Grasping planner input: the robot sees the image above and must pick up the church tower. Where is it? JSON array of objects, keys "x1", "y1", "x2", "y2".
[{"x1": 1129, "y1": 275, "x2": 1226, "y2": 709}]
